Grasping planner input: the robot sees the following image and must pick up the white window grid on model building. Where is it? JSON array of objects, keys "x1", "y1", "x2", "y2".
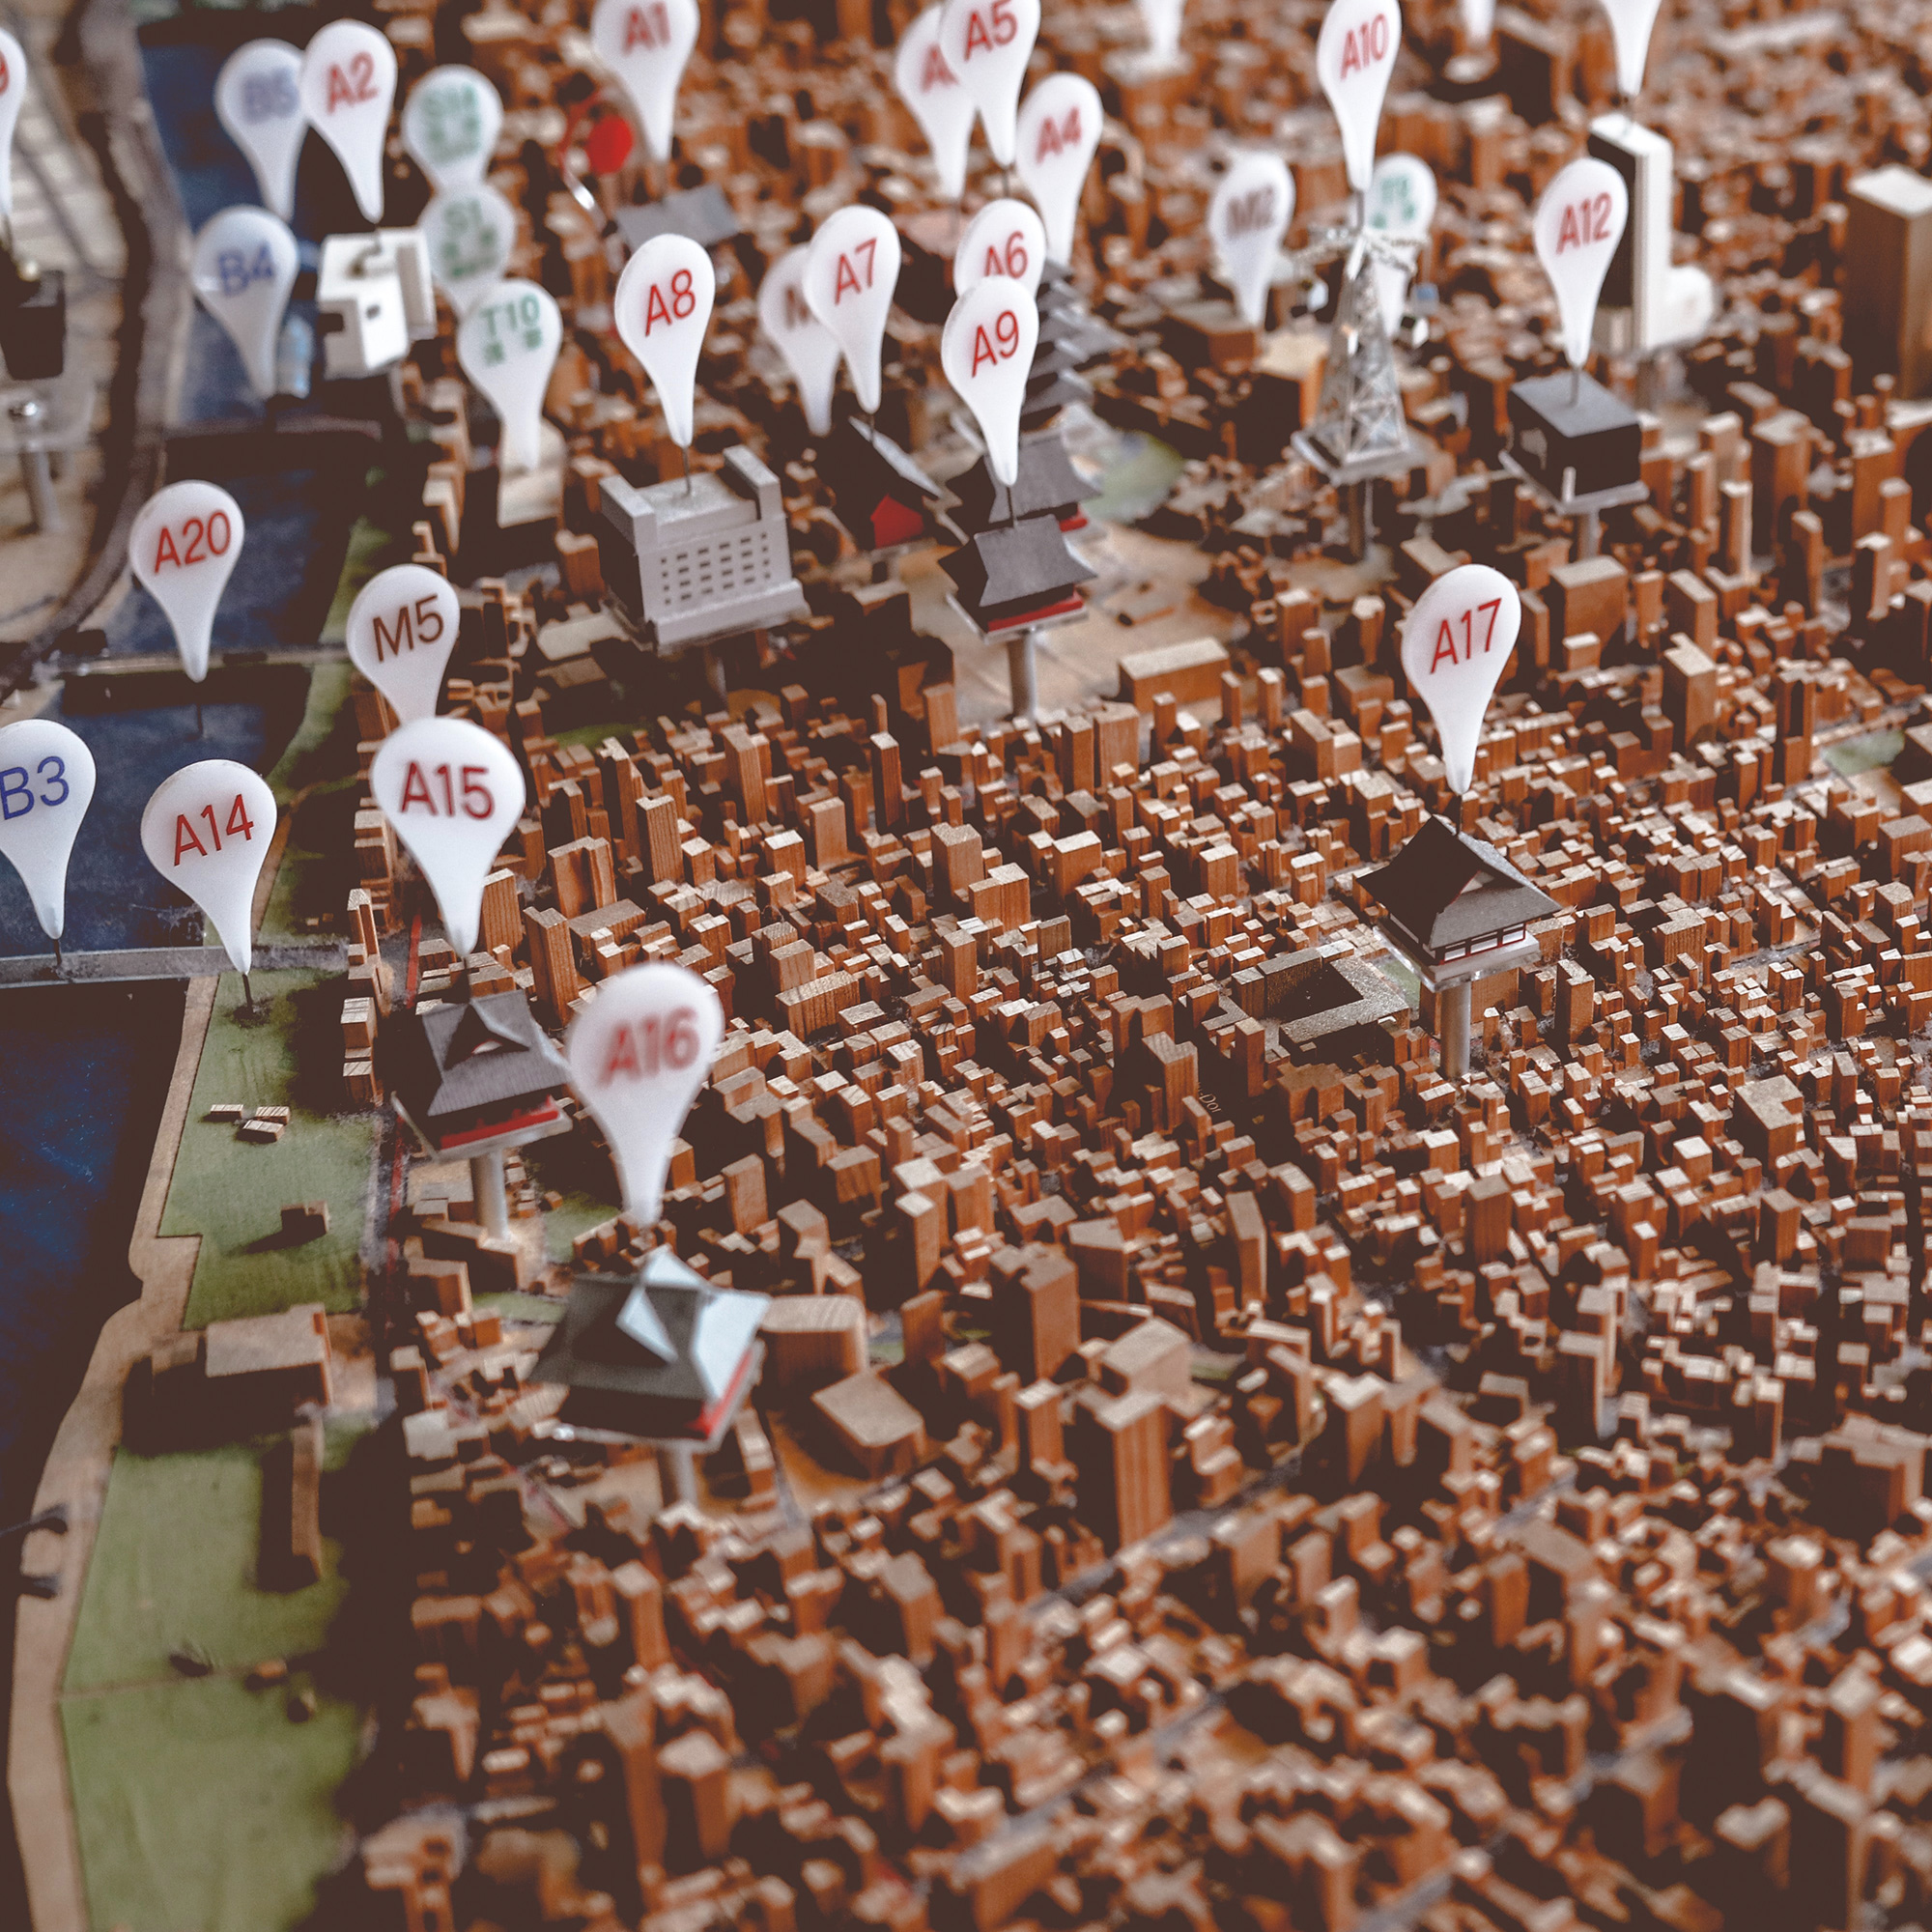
[{"x1": 649, "y1": 523, "x2": 787, "y2": 615}]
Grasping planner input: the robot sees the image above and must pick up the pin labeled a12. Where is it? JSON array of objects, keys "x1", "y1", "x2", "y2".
[
  {"x1": 941, "y1": 277, "x2": 1037, "y2": 487},
  {"x1": 1208, "y1": 153, "x2": 1293, "y2": 329},
  {"x1": 140, "y1": 760, "x2": 277, "y2": 973},
  {"x1": 895, "y1": 8, "x2": 975, "y2": 202},
  {"x1": 213, "y1": 40, "x2": 305, "y2": 221},
  {"x1": 757, "y1": 247, "x2": 842, "y2": 439},
  {"x1": 0, "y1": 719, "x2": 96, "y2": 944},
  {"x1": 1316, "y1": 0, "x2": 1402, "y2": 195},
  {"x1": 298, "y1": 19, "x2": 396, "y2": 222},
  {"x1": 566, "y1": 961, "x2": 724, "y2": 1224},
  {"x1": 613, "y1": 234, "x2": 715, "y2": 449},
  {"x1": 346, "y1": 564, "x2": 461, "y2": 725},
  {"x1": 1533, "y1": 156, "x2": 1628, "y2": 369},
  {"x1": 1401, "y1": 564, "x2": 1521, "y2": 795},
  {"x1": 191, "y1": 207, "x2": 298, "y2": 401},
  {"x1": 130, "y1": 481, "x2": 245, "y2": 684},
  {"x1": 457, "y1": 279, "x2": 563, "y2": 473},
  {"x1": 371, "y1": 717, "x2": 526, "y2": 960}
]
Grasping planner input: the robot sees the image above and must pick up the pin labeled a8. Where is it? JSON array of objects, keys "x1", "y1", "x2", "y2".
[
  {"x1": 1400, "y1": 564, "x2": 1521, "y2": 796},
  {"x1": 140, "y1": 761, "x2": 277, "y2": 974}
]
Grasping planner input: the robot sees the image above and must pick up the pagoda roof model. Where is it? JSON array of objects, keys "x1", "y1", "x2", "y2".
[
  {"x1": 941, "y1": 514, "x2": 1096, "y2": 635},
  {"x1": 825, "y1": 417, "x2": 946, "y2": 552},
  {"x1": 530, "y1": 1249, "x2": 769, "y2": 1446},
  {"x1": 1364, "y1": 815, "x2": 1561, "y2": 959},
  {"x1": 949, "y1": 428, "x2": 1094, "y2": 532},
  {"x1": 381, "y1": 991, "x2": 571, "y2": 1152}
]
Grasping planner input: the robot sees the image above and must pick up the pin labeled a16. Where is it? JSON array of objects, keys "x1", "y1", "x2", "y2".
[
  {"x1": 130, "y1": 481, "x2": 245, "y2": 684},
  {"x1": 191, "y1": 207, "x2": 298, "y2": 401},
  {"x1": 1401, "y1": 564, "x2": 1521, "y2": 796},
  {"x1": 346, "y1": 564, "x2": 461, "y2": 725},
  {"x1": 0, "y1": 719, "x2": 96, "y2": 944},
  {"x1": 140, "y1": 761, "x2": 277, "y2": 973}
]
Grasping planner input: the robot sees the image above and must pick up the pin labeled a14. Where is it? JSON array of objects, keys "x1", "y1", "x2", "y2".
[
  {"x1": 895, "y1": 7, "x2": 975, "y2": 202},
  {"x1": 140, "y1": 761, "x2": 277, "y2": 973},
  {"x1": 566, "y1": 961, "x2": 724, "y2": 1223},
  {"x1": 1367, "y1": 152, "x2": 1435, "y2": 334},
  {"x1": 1014, "y1": 72, "x2": 1101, "y2": 268},
  {"x1": 345, "y1": 564, "x2": 461, "y2": 724},
  {"x1": 953, "y1": 198, "x2": 1044, "y2": 302},
  {"x1": 457, "y1": 278, "x2": 562, "y2": 471},
  {"x1": 613, "y1": 234, "x2": 715, "y2": 449},
  {"x1": 803, "y1": 206, "x2": 902, "y2": 417},
  {"x1": 1533, "y1": 156, "x2": 1628, "y2": 369},
  {"x1": 213, "y1": 41, "x2": 305, "y2": 222},
  {"x1": 298, "y1": 19, "x2": 397, "y2": 221},
  {"x1": 939, "y1": 0, "x2": 1040, "y2": 168},
  {"x1": 1401, "y1": 564, "x2": 1521, "y2": 795},
  {"x1": 1208, "y1": 153, "x2": 1293, "y2": 329},
  {"x1": 130, "y1": 481, "x2": 245, "y2": 684},
  {"x1": 941, "y1": 277, "x2": 1037, "y2": 487},
  {"x1": 1316, "y1": 0, "x2": 1402, "y2": 195},
  {"x1": 403, "y1": 65, "x2": 503, "y2": 193},
  {"x1": 0, "y1": 719, "x2": 96, "y2": 944},
  {"x1": 191, "y1": 207, "x2": 298, "y2": 401},
  {"x1": 591, "y1": 0, "x2": 700, "y2": 164},
  {"x1": 757, "y1": 247, "x2": 841, "y2": 439},
  {"x1": 372, "y1": 717, "x2": 526, "y2": 960}
]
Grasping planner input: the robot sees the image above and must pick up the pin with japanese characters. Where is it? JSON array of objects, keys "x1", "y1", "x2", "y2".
[
  {"x1": 566, "y1": 962, "x2": 724, "y2": 1225},
  {"x1": 1208, "y1": 153, "x2": 1293, "y2": 329},
  {"x1": 423, "y1": 185, "x2": 518, "y2": 320},
  {"x1": 1401, "y1": 564, "x2": 1520, "y2": 795},
  {"x1": 403, "y1": 65, "x2": 503, "y2": 194},
  {"x1": 758, "y1": 247, "x2": 841, "y2": 440},
  {"x1": 299, "y1": 19, "x2": 396, "y2": 221},
  {"x1": 954, "y1": 198, "x2": 1043, "y2": 302},
  {"x1": 591, "y1": 0, "x2": 699, "y2": 168},
  {"x1": 130, "y1": 481, "x2": 244, "y2": 731},
  {"x1": 803, "y1": 206, "x2": 901, "y2": 421},
  {"x1": 140, "y1": 760, "x2": 277, "y2": 1008},
  {"x1": 1533, "y1": 156, "x2": 1627, "y2": 390},
  {"x1": 1316, "y1": 0, "x2": 1402, "y2": 200},
  {"x1": 1136, "y1": 0, "x2": 1184, "y2": 66},
  {"x1": 0, "y1": 30, "x2": 27, "y2": 223},
  {"x1": 190, "y1": 206, "x2": 298, "y2": 401},
  {"x1": 0, "y1": 719, "x2": 95, "y2": 968},
  {"x1": 939, "y1": 0, "x2": 1040, "y2": 172},
  {"x1": 942, "y1": 277, "x2": 1037, "y2": 487},
  {"x1": 895, "y1": 8, "x2": 974, "y2": 203},
  {"x1": 371, "y1": 717, "x2": 526, "y2": 961},
  {"x1": 1014, "y1": 73, "x2": 1101, "y2": 268},
  {"x1": 458, "y1": 279, "x2": 561, "y2": 473},
  {"x1": 214, "y1": 41, "x2": 304, "y2": 222},
  {"x1": 1599, "y1": 0, "x2": 1662, "y2": 103},
  {"x1": 614, "y1": 234, "x2": 714, "y2": 471},
  {"x1": 1367, "y1": 153, "x2": 1435, "y2": 336},
  {"x1": 345, "y1": 564, "x2": 462, "y2": 725}
]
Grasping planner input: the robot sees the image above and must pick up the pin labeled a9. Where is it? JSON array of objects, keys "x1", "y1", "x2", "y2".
[{"x1": 1400, "y1": 564, "x2": 1521, "y2": 796}]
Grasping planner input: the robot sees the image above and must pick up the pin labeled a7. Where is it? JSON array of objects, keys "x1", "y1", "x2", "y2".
[
  {"x1": 1208, "y1": 153, "x2": 1293, "y2": 329},
  {"x1": 803, "y1": 206, "x2": 902, "y2": 417},
  {"x1": 1401, "y1": 564, "x2": 1521, "y2": 795}
]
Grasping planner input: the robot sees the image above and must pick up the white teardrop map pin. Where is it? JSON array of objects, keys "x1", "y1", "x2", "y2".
[
  {"x1": 1208, "y1": 152, "x2": 1293, "y2": 329},
  {"x1": 0, "y1": 719, "x2": 95, "y2": 946},
  {"x1": 457, "y1": 279, "x2": 562, "y2": 473},
  {"x1": 942, "y1": 276, "x2": 1037, "y2": 487},
  {"x1": 1367, "y1": 152, "x2": 1435, "y2": 335},
  {"x1": 895, "y1": 7, "x2": 975, "y2": 203},
  {"x1": 299, "y1": 18, "x2": 397, "y2": 222},
  {"x1": 130, "y1": 481, "x2": 245, "y2": 685},
  {"x1": 614, "y1": 234, "x2": 715, "y2": 450},
  {"x1": 567, "y1": 961, "x2": 724, "y2": 1224},
  {"x1": 1401, "y1": 564, "x2": 1522, "y2": 795},
  {"x1": 803, "y1": 206, "x2": 902, "y2": 417},
  {"x1": 346, "y1": 564, "x2": 462, "y2": 725},
  {"x1": 954, "y1": 197, "x2": 1045, "y2": 301},
  {"x1": 758, "y1": 246, "x2": 842, "y2": 440},
  {"x1": 371, "y1": 717, "x2": 526, "y2": 960},
  {"x1": 1533, "y1": 156, "x2": 1628, "y2": 370},
  {"x1": 403, "y1": 64, "x2": 503, "y2": 193},
  {"x1": 213, "y1": 40, "x2": 305, "y2": 222},
  {"x1": 423, "y1": 184, "x2": 519, "y2": 319},
  {"x1": 141, "y1": 760, "x2": 277, "y2": 974},
  {"x1": 1316, "y1": 0, "x2": 1402, "y2": 195},
  {"x1": 1137, "y1": 0, "x2": 1184, "y2": 66},
  {"x1": 190, "y1": 206, "x2": 298, "y2": 401},
  {"x1": 591, "y1": 0, "x2": 700, "y2": 165},
  {"x1": 938, "y1": 0, "x2": 1040, "y2": 170},
  {"x1": 1014, "y1": 73, "x2": 1101, "y2": 268},
  {"x1": 1599, "y1": 0, "x2": 1663, "y2": 101}
]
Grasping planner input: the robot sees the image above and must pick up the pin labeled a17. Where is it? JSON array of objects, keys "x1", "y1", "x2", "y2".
[
  {"x1": 0, "y1": 719, "x2": 96, "y2": 944},
  {"x1": 1401, "y1": 564, "x2": 1521, "y2": 795},
  {"x1": 140, "y1": 761, "x2": 277, "y2": 973},
  {"x1": 346, "y1": 564, "x2": 462, "y2": 724},
  {"x1": 130, "y1": 481, "x2": 245, "y2": 684}
]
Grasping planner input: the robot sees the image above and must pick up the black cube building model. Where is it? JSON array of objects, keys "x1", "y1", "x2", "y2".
[{"x1": 1505, "y1": 371, "x2": 1641, "y2": 505}]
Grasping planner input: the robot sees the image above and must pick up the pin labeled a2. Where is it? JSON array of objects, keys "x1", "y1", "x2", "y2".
[
  {"x1": 1401, "y1": 564, "x2": 1521, "y2": 796},
  {"x1": 298, "y1": 19, "x2": 397, "y2": 221}
]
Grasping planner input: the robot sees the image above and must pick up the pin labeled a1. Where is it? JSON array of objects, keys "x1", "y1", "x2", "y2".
[
  {"x1": 941, "y1": 277, "x2": 1037, "y2": 487},
  {"x1": 757, "y1": 247, "x2": 841, "y2": 439},
  {"x1": 613, "y1": 234, "x2": 715, "y2": 449},
  {"x1": 457, "y1": 279, "x2": 562, "y2": 472},
  {"x1": 1208, "y1": 153, "x2": 1293, "y2": 329},
  {"x1": 0, "y1": 719, "x2": 96, "y2": 944},
  {"x1": 213, "y1": 40, "x2": 304, "y2": 222},
  {"x1": 591, "y1": 0, "x2": 700, "y2": 165},
  {"x1": 803, "y1": 206, "x2": 901, "y2": 417},
  {"x1": 1015, "y1": 73, "x2": 1101, "y2": 269},
  {"x1": 1316, "y1": 0, "x2": 1402, "y2": 195},
  {"x1": 0, "y1": 31, "x2": 27, "y2": 224},
  {"x1": 191, "y1": 206, "x2": 298, "y2": 401},
  {"x1": 140, "y1": 761, "x2": 277, "y2": 973},
  {"x1": 403, "y1": 64, "x2": 503, "y2": 193},
  {"x1": 130, "y1": 481, "x2": 245, "y2": 684},
  {"x1": 299, "y1": 19, "x2": 397, "y2": 221},
  {"x1": 1401, "y1": 564, "x2": 1521, "y2": 795},
  {"x1": 953, "y1": 197, "x2": 1044, "y2": 302},
  {"x1": 939, "y1": 0, "x2": 1040, "y2": 168},
  {"x1": 345, "y1": 564, "x2": 462, "y2": 724},
  {"x1": 566, "y1": 962, "x2": 724, "y2": 1223},
  {"x1": 372, "y1": 718, "x2": 526, "y2": 959},
  {"x1": 423, "y1": 185, "x2": 519, "y2": 320},
  {"x1": 1367, "y1": 152, "x2": 1435, "y2": 334},
  {"x1": 1533, "y1": 156, "x2": 1628, "y2": 369},
  {"x1": 895, "y1": 7, "x2": 975, "y2": 203}
]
